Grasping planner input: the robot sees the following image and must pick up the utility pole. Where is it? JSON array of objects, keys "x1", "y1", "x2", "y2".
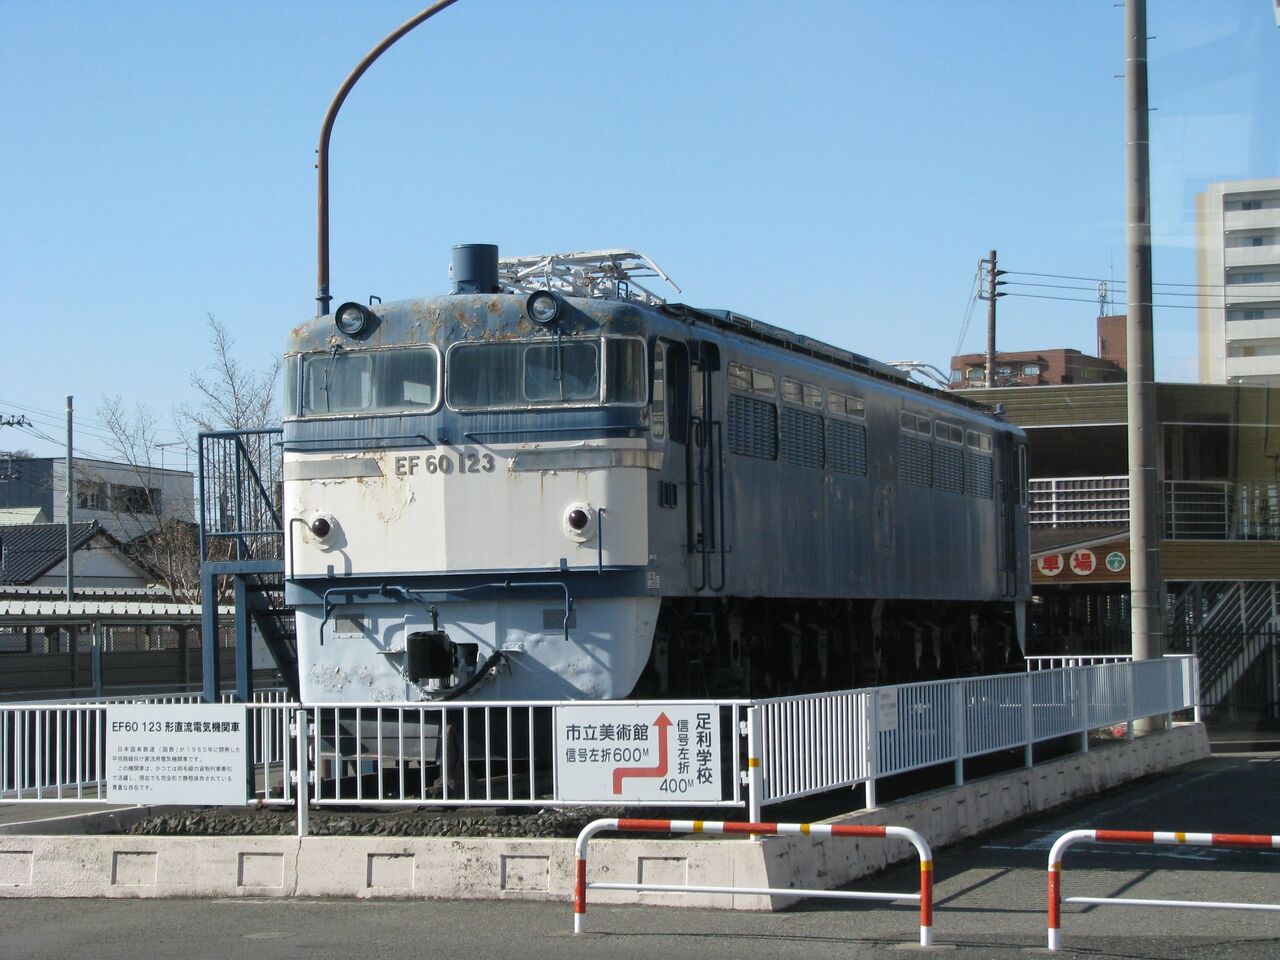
[
  {"x1": 979, "y1": 251, "x2": 1004, "y2": 387},
  {"x1": 1125, "y1": 0, "x2": 1164, "y2": 715},
  {"x1": 66, "y1": 396, "x2": 75, "y2": 602}
]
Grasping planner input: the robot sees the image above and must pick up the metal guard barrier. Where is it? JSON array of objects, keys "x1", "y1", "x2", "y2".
[
  {"x1": 1047, "y1": 828, "x2": 1280, "y2": 951},
  {"x1": 574, "y1": 817, "x2": 934, "y2": 947}
]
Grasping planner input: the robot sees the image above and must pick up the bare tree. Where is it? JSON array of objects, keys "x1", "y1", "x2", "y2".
[
  {"x1": 95, "y1": 315, "x2": 283, "y2": 603},
  {"x1": 95, "y1": 397, "x2": 201, "y2": 603},
  {"x1": 180, "y1": 314, "x2": 282, "y2": 434}
]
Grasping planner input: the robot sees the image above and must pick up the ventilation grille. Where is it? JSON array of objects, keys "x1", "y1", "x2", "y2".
[
  {"x1": 728, "y1": 395, "x2": 777, "y2": 460},
  {"x1": 827, "y1": 420, "x2": 867, "y2": 476},
  {"x1": 781, "y1": 408, "x2": 825, "y2": 468}
]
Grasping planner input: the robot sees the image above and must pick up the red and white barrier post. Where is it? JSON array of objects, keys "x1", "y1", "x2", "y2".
[
  {"x1": 1048, "y1": 828, "x2": 1280, "y2": 951},
  {"x1": 574, "y1": 818, "x2": 934, "y2": 947}
]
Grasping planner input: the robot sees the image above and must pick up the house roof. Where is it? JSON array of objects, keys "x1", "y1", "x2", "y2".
[{"x1": 0, "y1": 521, "x2": 107, "y2": 584}]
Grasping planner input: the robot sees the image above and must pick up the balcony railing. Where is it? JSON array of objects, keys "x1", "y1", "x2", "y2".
[{"x1": 1028, "y1": 476, "x2": 1280, "y2": 541}]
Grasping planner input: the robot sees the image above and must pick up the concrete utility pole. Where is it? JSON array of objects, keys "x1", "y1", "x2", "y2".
[
  {"x1": 65, "y1": 395, "x2": 74, "y2": 602},
  {"x1": 982, "y1": 250, "x2": 1001, "y2": 388},
  {"x1": 1125, "y1": 0, "x2": 1164, "y2": 698}
]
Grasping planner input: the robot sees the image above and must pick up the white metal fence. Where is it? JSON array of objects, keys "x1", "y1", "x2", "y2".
[
  {"x1": 1028, "y1": 476, "x2": 1280, "y2": 541},
  {"x1": 2, "y1": 660, "x2": 1198, "y2": 821}
]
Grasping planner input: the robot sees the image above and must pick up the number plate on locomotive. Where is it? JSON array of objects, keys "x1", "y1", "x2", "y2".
[{"x1": 393, "y1": 452, "x2": 496, "y2": 476}]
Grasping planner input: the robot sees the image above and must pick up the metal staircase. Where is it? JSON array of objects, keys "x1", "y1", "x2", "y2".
[
  {"x1": 1169, "y1": 581, "x2": 1279, "y2": 712},
  {"x1": 197, "y1": 429, "x2": 295, "y2": 701}
]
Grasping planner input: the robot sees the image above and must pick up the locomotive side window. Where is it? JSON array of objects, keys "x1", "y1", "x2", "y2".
[
  {"x1": 728, "y1": 361, "x2": 776, "y2": 396},
  {"x1": 781, "y1": 378, "x2": 823, "y2": 408},
  {"x1": 651, "y1": 341, "x2": 667, "y2": 440},
  {"x1": 827, "y1": 392, "x2": 865, "y2": 418},
  {"x1": 299, "y1": 346, "x2": 440, "y2": 417}
]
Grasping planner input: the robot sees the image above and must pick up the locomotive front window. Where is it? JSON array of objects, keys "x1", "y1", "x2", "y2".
[
  {"x1": 524, "y1": 342, "x2": 599, "y2": 402},
  {"x1": 299, "y1": 346, "x2": 440, "y2": 417},
  {"x1": 447, "y1": 337, "x2": 646, "y2": 411}
]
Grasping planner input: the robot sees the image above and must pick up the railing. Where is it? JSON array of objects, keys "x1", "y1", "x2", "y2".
[
  {"x1": 1028, "y1": 476, "x2": 1280, "y2": 541},
  {"x1": 750, "y1": 657, "x2": 1198, "y2": 815},
  {"x1": 0, "y1": 691, "x2": 292, "y2": 802},
  {"x1": 1046, "y1": 828, "x2": 1280, "y2": 951},
  {"x1": 1025, "y1": 655, "x2": 1132, "y2": 671},
  {"x1": 197, "y1": 428, "x2": 284, "y2": 563},
  {"x1": 574, "y1": 818, "x2": 935, "y2": 946},
  {"x1": 3, "y1": 661, "x2": 1198, "y2": 815}
]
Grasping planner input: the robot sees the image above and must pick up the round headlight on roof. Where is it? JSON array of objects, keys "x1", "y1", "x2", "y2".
[
  {"x1": 334, "y1": 302, "x2": 373, "y2": 337},
  {"x1": 526, "y1": 290, "x2": 561, "y2": 325}
]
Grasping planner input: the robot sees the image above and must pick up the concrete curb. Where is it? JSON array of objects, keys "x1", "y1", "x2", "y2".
[{"x1": 0, "y1": 724, "x2": 1209, "y2": 907}]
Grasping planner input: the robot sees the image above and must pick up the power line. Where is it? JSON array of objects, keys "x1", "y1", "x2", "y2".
[
  {"x1": 952, "y1": 264, "x2": 983, "y2": 358},
  {"x1": 1004, "y1": 269, "x2": 1280, "y2": 294},
  {"x1": 1001, "y1": 291, "x2": 1205, "y2": 310}
]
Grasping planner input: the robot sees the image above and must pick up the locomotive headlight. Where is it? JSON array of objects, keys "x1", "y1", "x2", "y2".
[
  {"x1": 334, "y1": 301, "x2": 374, "y2": 337},
  {"x1": 526, "y1": 290, "x2": 560, "y2": 325},
  {"x1": 563, "y1": 502, "x2": 596, "y2": 542},
  {"x1": 308, "y1": 513, "x2": 338, "y2": 546}
]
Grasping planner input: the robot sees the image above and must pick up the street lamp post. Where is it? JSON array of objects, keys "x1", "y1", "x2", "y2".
[{"x1": 315, "y1": 0, "x2": 462, "y2": 317}]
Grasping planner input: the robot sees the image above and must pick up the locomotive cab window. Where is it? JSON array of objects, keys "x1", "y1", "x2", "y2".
[
  {"x1": 447, "y1": 337, "x2": 646, "y2": 411},
  {"x1": 299, "y1": 345, "x2": 440, "y2": 417}
]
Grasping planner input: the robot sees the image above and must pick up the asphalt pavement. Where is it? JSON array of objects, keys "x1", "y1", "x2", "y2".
[{"x1": 0, "y1": 752, "x2": 1277, "y2": 960}]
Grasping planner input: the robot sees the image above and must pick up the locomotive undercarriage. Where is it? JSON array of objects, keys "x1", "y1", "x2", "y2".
[{"x1": 636, "y1": 596, "x2": 1022, "y2": 699}]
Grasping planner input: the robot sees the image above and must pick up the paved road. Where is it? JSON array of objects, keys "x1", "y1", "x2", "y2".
[{"x1": 1, "y1": 754, "x2": 1277, "y2": 959}]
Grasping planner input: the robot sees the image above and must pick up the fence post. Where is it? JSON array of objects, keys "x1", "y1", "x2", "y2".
[
  {"x1": 1193, "y1": 654, "x2": 1202, "y2": 725},
  {"x1": 1023, "y1": 672, "x2": 1034, "y2": 767},
  {"x1": 953, "y1": 680, "x2": 965, "y2": 786},
  {"x1": 865, "y1": 690, "x2": 878, "y2": 809},
  {"x1": 1125, "y1": 661, "x2": 1135, "y2": 741},
  {"x1": 295, "y1": 707, "x2": 310, "y2": 838},
  {"x1": 91, "y1": 622, "x2": 103, "y2": 698},
  {"x1": 1079, "y1": 667, "x2": 1090, "y2": 754},
  {"x1": 746, "y1": 705, "x2": 762, "y2": 824}
]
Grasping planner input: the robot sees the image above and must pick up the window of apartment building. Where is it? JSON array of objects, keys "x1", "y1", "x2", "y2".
[
  {"x1": 111, "y1": 483, "x2": 161, "y2": 514},
  {"x1": 76, "y1": 480, "x2": 107, "y2": 510},
  {"x1": 1021, "y1": 363, "x2": 1041, "y2": 376}
]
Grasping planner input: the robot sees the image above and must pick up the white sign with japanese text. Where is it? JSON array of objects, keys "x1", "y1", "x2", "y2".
[
  {"x1": 878, "y1": 687, "x2": 899, "y2": 732},
  {"x1": 555, "y1": 703, "x2": 720, "y2": 803},
  {"x1": 106, "y1": 703, "x2": 248, "y2": 806}
]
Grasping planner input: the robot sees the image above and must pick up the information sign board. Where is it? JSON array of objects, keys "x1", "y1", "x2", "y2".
[
  {"x1": 878, "y1": 687, "x2": 899, "y2": 732},
  {"x1": 106, "y1": 703, "x2": 248, "y2": 806},
  {"x1": 555, "y1": 703, "x2": 720, "y2": 803}
]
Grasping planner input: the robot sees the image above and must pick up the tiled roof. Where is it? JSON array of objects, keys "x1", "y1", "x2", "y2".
[{"x1": 0, "y1": 522, "x2": 104, "y2": 584}]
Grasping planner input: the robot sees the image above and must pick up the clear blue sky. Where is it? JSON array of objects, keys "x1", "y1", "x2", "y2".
[{"x1": 2, "y1": 1, "x2": 1277, "y2": 460}]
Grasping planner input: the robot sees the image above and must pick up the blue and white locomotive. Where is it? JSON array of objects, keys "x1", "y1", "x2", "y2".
[{"x1": 282, "y1": 244, "x2": 1030, "y2": 704}]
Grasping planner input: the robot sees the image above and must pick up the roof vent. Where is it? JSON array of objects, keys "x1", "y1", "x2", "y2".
[{"x1": 450, "y1": 244, "x2": 500, "y2": 294}]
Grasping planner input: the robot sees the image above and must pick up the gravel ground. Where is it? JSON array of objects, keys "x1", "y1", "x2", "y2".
[{"x1": 127, "y1": 805, "x2": 674, "y2": 838}]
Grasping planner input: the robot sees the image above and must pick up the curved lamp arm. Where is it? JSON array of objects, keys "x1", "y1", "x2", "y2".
[{"x1": 316, "y1": 0, "x2": 461, "y2": 316}]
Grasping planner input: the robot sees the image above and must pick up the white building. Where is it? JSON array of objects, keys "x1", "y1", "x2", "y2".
[
  {"x1": 0, "y1": 456, "x2": 194, "y2": 543},
  {"x1": 1197, "y1": 177, "x2": 1280, "y2": 386}
]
